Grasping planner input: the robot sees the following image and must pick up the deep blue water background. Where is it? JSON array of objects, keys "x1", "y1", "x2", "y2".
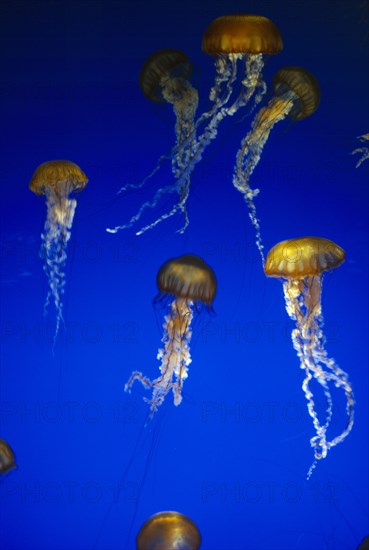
[{"x1": 0, "y1": 1, "x2": 368, "y2": 549}]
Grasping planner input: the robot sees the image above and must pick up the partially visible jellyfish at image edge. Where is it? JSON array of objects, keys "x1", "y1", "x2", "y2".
[
  {"x1": 108, "y1": 49, "x2": 198, "y2": 235},
  {"x1": 136, "y1": 511, "x2": 201, "y2": 550},
  {"x1": 264, "y1": 237, "x2": 354, "y2": 478},
  {"x1": 233, "y1": 67, "x2": 320, "y2": 265},
  {"x1": 108, "y1": 15, "x2": 282, "y2": 236},
  {"x1": 0, "y1": 438, "x2": 17, "y2": 475},
  {"x1": 352, "y1": 133, "x2": 369, "y2": 167},
  {"x1": 29, "y1": 161, "x2": 88, "y2": 347},
  {"x1": 125, "y1": 254, "x2": 216, "y2": 419}
]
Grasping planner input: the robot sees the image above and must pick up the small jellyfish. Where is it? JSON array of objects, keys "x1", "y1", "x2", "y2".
[
  {"x1": 108, "y1": 49, "x2": 198, "y2": 235},
  {"x1": 29, "y1": 160, "x2": 88, "y2": 346},
  {"x1": 352, "y1": 133, "x2": 369, "y2": 167},
  {"x1": 136, "y1": 511, "x2": 201, "y2": 550},
  {"x1": 233, "y1": 67, "x2": 320, "y2": 264},
  {"x1": 0, "y1": 438, "x2": 16, "y2": 475},
  {"x1": 264, "y1": 237, "x2": 354, "y2": 478},
  {"x1": 125, "y1": 254, "x2": 216, "y2": 418}
]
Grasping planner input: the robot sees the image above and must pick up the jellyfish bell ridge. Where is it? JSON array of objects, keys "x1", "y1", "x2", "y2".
[
  {"x1": 202, "y1": 14, "x2": 283, "y2": 55},
  {"x1": 264, "y1": 236, "x2": 345, "y2": 278}
]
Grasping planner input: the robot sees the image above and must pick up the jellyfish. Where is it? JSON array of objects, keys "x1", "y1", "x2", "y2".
[
  {"x1": 108, "y1": 49, "x2": 198, "y2": 235},
  {"x1": 136, "y1": 511, "x2": 201, "y2": 550},
  {"x1": 185, "y1": 15, "x2": 283, "y2": 172},
  {"x1": 125, "y1": 254, "x2": 216, "y2": 418},
  {"x1": 264, "y1": 237, "x2": 354, "y2": 478},
  {"x1": 108, "y1": 15, "x2": 282, "y2": 236},
  {"x1": 201, "y1": 14, "x2": 282, "y2": 120},
  {"x1": 29, "y1": 160, "x2": 88, "y2": 346},
  {"x1": 0, "y1": 438, "x2": 16, "y2": 475},
  {"x1": 233, "y1": 67, "x2": 320, "y2": 265},
  {"x1": 352, "y1": 133, "x2": 369, "y2": 167}
]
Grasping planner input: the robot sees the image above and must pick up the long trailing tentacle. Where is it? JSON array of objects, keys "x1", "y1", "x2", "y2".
[
  {"x1": 41, "y1": 192, "x2": 76, "y2": 348},
  {"x1": 125, "y1": 299, "x2": 194, "y2": 419},
  {"x1": 108, "y1": 54, "x2": 267, "y2": 235},
  {"x1": 233, "y1": 92, "x2": 296, "y2": 265},
  {"x1": 283, "y1": 276, "x2": 354, "y2": 478}
]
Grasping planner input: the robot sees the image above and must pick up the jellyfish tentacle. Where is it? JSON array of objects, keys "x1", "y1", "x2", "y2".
[
  {"x1": 135, "y1": 54, "x2": 266, "y2": 235},
  {"x1": 283, "y1": 275, "x2": 354, "y2": 476},
  {"x1": 107, "y1": 179, "x2": 179, "y2": 234},
  {"x1": 352, "y1": 133, "x2": 369, "y2": 167},
  {"x1": 125, "y1": 298, "x2": 193, "y2": 418},
  {"x1": 40, "y1": 192, "x2": 77, "y2": 345},
  {"x1": 233, "y1": 93, "x2": 297, "y2": 265},
  {"x1": 162, "y1": 75, "x2": 199, "y2": 228},
  {"x1": 110, "y1": 54, "x2": 267, "y2": 235},
  {"x1": 284, "y1": 281, "x2": 334, "y2": 465},
  {"x1": 234, "y1": 68, "x2": 320, "y2": 265}
]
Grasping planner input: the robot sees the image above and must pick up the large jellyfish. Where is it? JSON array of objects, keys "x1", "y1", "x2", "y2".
[
  {"x1": 195, "y1": 14, "x2": 283, "y2": 161},
  {"x1": 108, "y1": 49, "x2": 198, "y2": 235},
  {"x1": 108, "y1": 15, "x2": 282, "y2": 236},
  {"x1": 352, "y1": 133, "x2": 369, "y2": 167},
  {"x1": 233, "y1": 67, "x2": 320, "y2": 265},
  {"x1": 125, "y1": 254, "x2": 216, "y2": 418},
  {"x1": 136, "y1": 511, "x2": 201, "y2": 550},
  {"x1": 29, "y1": 160, "x2": 88, "y2": 346},
  {"x1": 0, "y1": 438, "x2": 16, "y2": 475},
  {"x1": 264, "y1": 237, "x2": 354, "y2": 478}
]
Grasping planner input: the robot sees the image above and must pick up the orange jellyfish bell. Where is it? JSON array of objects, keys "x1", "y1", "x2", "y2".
[
  {"x1": 136, "y1": 511, "x2": 201, "y2": 550},
  {"x1": 264, "y1": 237, "x2": 345, "y2": 278},
  {"x1": 29, "y1": 160, "x2": 88, "y2": 196},
  {"x1": 202, "y1": 14, "x2": 283, "y2": 55}
]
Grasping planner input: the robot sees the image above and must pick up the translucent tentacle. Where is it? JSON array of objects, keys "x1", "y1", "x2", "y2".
[
  {"x1": 282, "y1": 276, "x2": 354, "y2": 478},
  {"x1": 352, "y1": 133, "x2": 369, "y2": 167},
  {"x1": 233, "y1": 94, "x2": 296, "y2": 265},
  {"x1": 125, "y1": 299, "x2": 193, "y2": 418},
  {"x1": 109, "y1": 54, "x2": 267, "y2": 235},
  {"x1": 41, "y1": 192, "x2": 76, "y2": 347}
]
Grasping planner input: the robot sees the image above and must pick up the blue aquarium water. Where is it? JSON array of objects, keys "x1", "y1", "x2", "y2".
[{"x1": 0, "y1": 1, "x2": 368, "y2": 549}]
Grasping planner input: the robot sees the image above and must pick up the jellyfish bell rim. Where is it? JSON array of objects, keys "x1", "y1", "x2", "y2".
[
  {"x1": 264, "y1": 236, "x2": 346, "y2": 279},
  {"x1": 202, "y1": 14, "x2": 283, "y2": 56},
  {"x1": 136, "y1": 510, "x2": 202, "y2": 550},
  {"x1": 139, "y1": 48, "x2": 193, "y2": 103},
  {"x1": 29, "y1": 160, "x2": 88, "y2": 196},
  {"x1": 273, "y1": 66, "x2": 321, "y2": 121}
]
